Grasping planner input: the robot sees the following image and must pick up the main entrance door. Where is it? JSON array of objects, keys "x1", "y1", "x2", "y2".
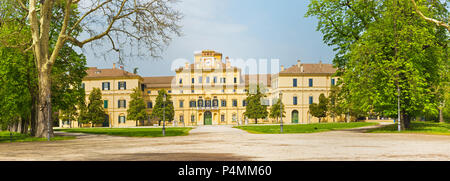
[
  {"x1": 204, "y1": 111, "x2": 212, "y2": 125},
  {"x1": 292, "y1": 110, "x2": 299, "y2": 124}
]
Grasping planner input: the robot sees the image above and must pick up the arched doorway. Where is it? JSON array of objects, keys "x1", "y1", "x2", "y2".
[
  {"x1": 204, "y1": 111, "x2": 212, "y2": 125},
  {"x1": 292, "y1": 110, "x2": 299, "y2": 124},
  {"x1": 103, "y1": 114, "x2": 110, "y2": 127}
]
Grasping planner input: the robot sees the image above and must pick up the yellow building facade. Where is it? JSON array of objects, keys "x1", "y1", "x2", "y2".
[{"x1": 59, "y1": 50, "x2": 338, "y2": 128}]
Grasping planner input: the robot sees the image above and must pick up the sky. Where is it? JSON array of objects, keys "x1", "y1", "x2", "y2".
[{"x1": 83, "y1": 0, "x2": 335, "y2": 77}]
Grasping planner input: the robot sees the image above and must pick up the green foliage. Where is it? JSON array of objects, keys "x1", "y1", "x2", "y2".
[
  {"x1": 309, "y1": 93, "x2": 329, "y2": 122},
  {"x1": 269, "y1": 98, "x2": 286, "y2": 121},
  {"x1": 235, "y1": 122, "x2": 378, "y2": 134},
  {"x1": 367, "y1": 121, "x2": 450, "y2": 135},
  {"x1": 55, "y1": 127, "x2": 192, "y2": 137},
  {"x1": 307, "y1": 0, "x2": 449, "y2": 127},
  {"x1": 151, "y1": 89, "x2": 174, "y2": 122},
  {"x1": 0, "y1": 48, "x2": 33, "y2": 127},
  {"x1": 127, "y1": 88, "x2": 148, "y2": 124},
  {"x1": 0, "y1": 1, "x2": 87, "y2": 131},
  {"x1": 82, "y1": 88, "x2": 106, "y2": 126},
  {"x1": 0, "y1": 131, "x2": 75, "y2": 143},
  {"x1": 244, "y1": 84, "x2": 268, "y2": 124}
]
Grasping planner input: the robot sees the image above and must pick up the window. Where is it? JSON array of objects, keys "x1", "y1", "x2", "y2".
[
  {"x1": 198, "y1": 76, "x2": 203, "y2": 83},
  {"x1": 118, "y1": 81, "x2": 127, "y2": 90},
  {"x1": 221, "y1": 89, "x2": 225, "y2": 93},
  {"x1": 81, "y1": 83, "x2": 85, "y2": 89},
  {"x1": 206, "y1": 77, "x2": 210, "y2": 83},
  {"x1": 309, "y1": 96, "x2": 313, "y2": 104},
  {"x1": 293, "y1": 96, "x2": 298, "y2": 105},
  {"x1": 198, "y1": 99, "x2": 204, "y2": 107},
  {"x1": 233, "y1": 89, "x2": 236, "y2": 93},
  {"x1": 221, "y1": 115, "x2": 225, "y2": 122},
  {"x1": 232, "y1": 114, "x2": 237, "y2": 122},
  {"x1": 168, "y1": 90, "x2": 172, "y2": 93},
  {"x1": 119, "y1": 116, "x2": 126, "y2": 123},
  {"x1": 102, "y1": 82, "x2": 110, "y2": 90},
  {"x1": 205, "y1": 100, "x2": 211, "y2": 107},
  {"x1": 190, "y1": 100, "x2": 196, "y2": 107},
  {"x1": 191, "y1": 89, "x2": 195, "y2": 93},
  {"x1": 242, "y1": 100, "x2": 247, "y2": 107},
  {"x1": 147, "y1": 101, "x2": 153, "y2": 108},
  {"x1": 234, "y1": 77, "x2": 237, "y2": 83},
  {"x1": 191, "y1": 115, "x2": 195, "y2": 123},
  {"x1": 179, "y1": 100, "x2": 184, "y2": 108},
  {"x1": 104, "y1": 100, "x2": 108, "y2": 108},
  {"x1": 221, "y1": 100, "x2": 227, "y2": 107},
  {"x1": 179, "y1": 78, "x2": 183, "y2": 84},
  {"x1": 180, "y1": 115, "x2": 184, "y2": 123},
  {"x1": 147, "y1": 90, "x2": 151, "y2": 94},
  {"x1": 293, "y1": 79, "x2": 297, "y2": 87},
  {"x1": 192, "y1": 78, "x2": 195, "y2": 84},
  {"x1": 232, "y1": 99, "x2": 238, "y2": 107},
  {"x1": 220, "y1": 77, "x2": 226, "y2": 83},
  {"x1": 309, "y1": 79, "x2": 313, "y2": 87},
  {"x1": 118, "y1": 100, "x2": 126, "y2": 108},
  {"x1": 212, "y1": 99, "x2": 218, "y2": 107},
  {"x1": 331, "y1": 78, "x2": 335, "y2": 86},
  {"x1": 213, "y1": 77, "x2": 217, "y2": 83}
]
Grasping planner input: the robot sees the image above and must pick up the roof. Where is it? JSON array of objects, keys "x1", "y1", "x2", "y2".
[
  {"x1": 143, "y1": 76, "x2": 175, "y2": 88},
  {"x1": 85, "y1": 67, "x2": 140, "y2": 79},
  {"x1": 244, "y1": 74, "x2": 272, "y2": 87},
  {"x1": 175, "y1": 62, "x2": 239, "y2": 72},
  {"x1": 280, "y1": 63, "x2": 336, "y2": 74}
]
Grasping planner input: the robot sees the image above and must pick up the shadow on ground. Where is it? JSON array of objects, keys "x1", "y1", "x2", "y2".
[{"x1": 88, "y1": 152, "x2": 255, "y2": 161}]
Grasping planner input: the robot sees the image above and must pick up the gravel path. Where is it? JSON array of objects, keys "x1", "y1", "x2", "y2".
[{"x1": 0, "y1": 124, "x2": 449, "y2": 161}]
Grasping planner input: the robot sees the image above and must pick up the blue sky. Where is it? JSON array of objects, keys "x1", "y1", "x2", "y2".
[{"x1": 84, "y1": 0, "x2": 335, "y2": 77}]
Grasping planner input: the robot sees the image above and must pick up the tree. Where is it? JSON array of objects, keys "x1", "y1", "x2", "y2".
[
  {"x1": 269, "y1": 98, "x2": 285, "y2": 123},
  {"x1": 0, "y1": 0, "x2": 87, "y2": 135},
  {"x1": 84, "y1": 88, "x2": 106, "y2": 127},
  {"x1": 244, "y1": 84, "x2": 268, "y2": 124},
  {"x1": 307, "y1": 0, "x2": 449, "y2": 129},
  {"x1": 127, "y1": 88, "x2": 148, "y2": 126},
  {"x1": 309, "y1": 93, "x2": 328, "y2": 123},
  {"x1": 410, "y1": 0, "x2": 450, "y2": 31},
  {"x1": 151, "y1": 90, "x2": 174, "y2": 125},
  {"x1": 328, "y1": 85, "x2": 344, "y2": 122},
  {"x1": 8, "y1": 0, "x2": 181, "y2": 138}
]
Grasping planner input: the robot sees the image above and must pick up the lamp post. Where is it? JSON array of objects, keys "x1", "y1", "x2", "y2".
[
  {"x1": 163, "y1": 94, "x2": 166, "y2": 136},
  {"x1": 279, "y1": 92, "x2": 283, "y2": 133}
]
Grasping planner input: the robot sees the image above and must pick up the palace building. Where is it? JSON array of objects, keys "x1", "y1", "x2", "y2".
[{"x1": 59, "y1": 50, "x2": 338, "y2": 128}]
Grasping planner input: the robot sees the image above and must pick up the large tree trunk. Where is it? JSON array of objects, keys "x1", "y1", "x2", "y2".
[
  {"x1": 35, "y1": 69, "x2": 54, "y2": 138},
  {"x1": 399, "y1": 112, "x2": 411, "y2": 130},
  {"x1": 439, "y1": 107, "x2": 444, "y2": 123},
  {"x1": 255, "y1": 118, "x2": 258, "y2": 124}
]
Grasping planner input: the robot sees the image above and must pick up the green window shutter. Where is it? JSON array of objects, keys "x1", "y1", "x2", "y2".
[{"x1": 104, "y1": 100, "x2": 108, "y2": 108}]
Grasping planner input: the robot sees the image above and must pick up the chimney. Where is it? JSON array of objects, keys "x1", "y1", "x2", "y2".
[
  {"x1": 113, "y1": 63, "x2": 116, "y2": 69},
  {"x1": 280, "y1": 65, "x2": 284, "y2": 71},
  {"x1": 301, "y1": 65, "x2": 304, "y2": 72},
  {"x1": 297, "y1": 60, "x2": 301, "y2": 68},
  {"x1": 185, "y1": 62, "x2": 189, "y2": 69},
  {"x1": 225, "y1": 56, "x2": 230, "y2": 68},
  {"x1": 319, "y1": 60, "x2": 322, "y2": 68}
]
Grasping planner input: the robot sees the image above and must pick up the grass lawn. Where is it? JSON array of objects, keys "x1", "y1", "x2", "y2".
[
  {"x1": 234, "y1": 122, "x2": 378, "y2": 134},
  {"x1": 0, "y1": 131, "x2": 75, "y2": 143},
  {"x1": 54, "y1": 127, "x2": 193, "y2": 137},
  {"x1": 367, "y1": 121, "x2": 450, "y2": 135}
]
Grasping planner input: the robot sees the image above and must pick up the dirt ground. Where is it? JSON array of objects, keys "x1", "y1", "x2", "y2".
[{"x1": 0, "y1": 124, "x2": 449, "y2": 161}]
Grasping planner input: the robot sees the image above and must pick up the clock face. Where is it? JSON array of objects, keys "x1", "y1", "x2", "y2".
[{"x1": 205, "y1": 59, "x2": 211, "y2": 66}]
